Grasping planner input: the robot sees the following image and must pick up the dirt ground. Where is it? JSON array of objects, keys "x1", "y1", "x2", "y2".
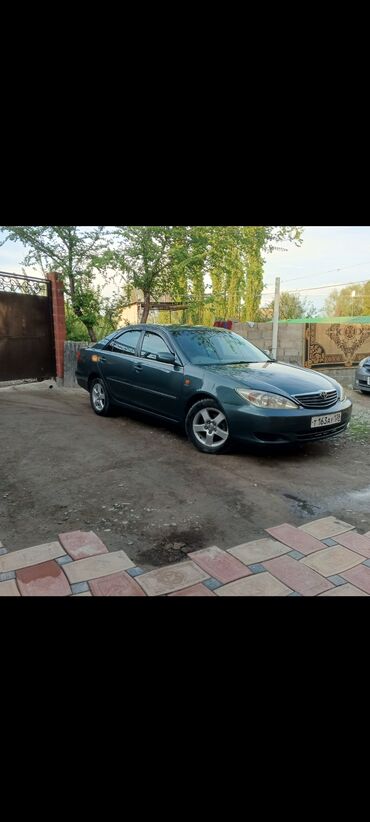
[{"x1": 1, "y1": 381, "x2": 370, "y2": 570}]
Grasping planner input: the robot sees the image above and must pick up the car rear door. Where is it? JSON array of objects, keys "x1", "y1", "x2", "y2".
[
  {"x1": 133, "y1": 330, "x2": 184, "y2": 419},
  {"x1": 99, "y1": 328, "x2": 143, "y2": 404}
]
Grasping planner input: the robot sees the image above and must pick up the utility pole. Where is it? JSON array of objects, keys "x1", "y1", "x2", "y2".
[{"x1": 272, "y1": 277, "x2": 281, "y2": 360}]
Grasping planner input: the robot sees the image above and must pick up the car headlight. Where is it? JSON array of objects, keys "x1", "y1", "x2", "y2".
[
  {"x1": 339, "y1": 385, "x2": 346, "y2": 402},
  {"x1": 236, "y1": 389, "x2": 299, "y2": 409}
]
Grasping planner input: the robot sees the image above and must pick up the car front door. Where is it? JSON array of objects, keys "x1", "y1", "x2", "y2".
[
  {"x1": 99, "y1": 329, "x2": 143, "y2": 404},
  {"x1": 133, "y1": 331, "x2": 184, "y2": 419}
]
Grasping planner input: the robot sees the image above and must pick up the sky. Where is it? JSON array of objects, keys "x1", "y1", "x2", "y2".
[{"x1": 1, "y1": 226, "x2": 370, "y2": 313}]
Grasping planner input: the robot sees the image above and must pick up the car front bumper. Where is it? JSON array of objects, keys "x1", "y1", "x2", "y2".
[
  {"x1": 354, "y1": 366, "x2": 370, "y2": 393},
  {"x1": 224, "y1": 398, "x2": 353, "y2": 445}
]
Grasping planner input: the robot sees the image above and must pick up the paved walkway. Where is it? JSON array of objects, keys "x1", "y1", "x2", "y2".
[{"x1": 1, "y1": 517, "x2": 370, "y2": 596}]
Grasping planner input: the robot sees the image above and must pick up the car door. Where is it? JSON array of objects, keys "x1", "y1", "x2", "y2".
[
  {"x1": 133, "y1": 331, "x2": 184, "y2": 419},
  {"x1": 99, "y1": 328, "x2": 143, "y2": 404}
]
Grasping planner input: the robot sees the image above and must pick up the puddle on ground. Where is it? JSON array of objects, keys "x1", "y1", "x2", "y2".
[
  {"x1": 283, "y1": 494, "x2": 321, "y2": 517},
  {"x1": 325, "y1": 485, "x2": 370, "y2": 516}
]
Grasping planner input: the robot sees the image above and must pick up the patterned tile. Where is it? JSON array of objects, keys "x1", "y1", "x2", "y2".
[
  {"x1": 302, "y1": 546, "x2": 364, "y2": 577},
  {"x1": 341, "y1": 564, "x2": 370, "y2": 595},
  {"x1": 89, "y1": 572, "x2": 146, "y2": 597},
  {"x1": 58, "y1": 530, "x2": 108, "y2": 561},
  {"x1": 215, "y1": 573, "x2": 292, "y2": 597},
  {"x1": 263, "y1": 556, "x2": 333, "y2": 597},
  {"x1": 71, "y1": 582, "x2": 90, "y2": 595},
  {"x1": 136, "y1": 562, "x2": 209, "y2": 597},
  {"x1": 63, "y1": 551, "x2": 135, "y2": 584},
  {"x1": 0, "y1": 542, "x2": 66, "y2": 573},
  {"x1": 169, "y1": 584, "x2": 215, "y2": 597},
  {"x1": 0, "y1": 547, "x2": 7, "y2": 556},
  {"x1": 228, "y1": 538, "x2": 290, "y2": 566},
  {"x1": 266, "y1": 524, "x2": 325, "y2": 555},
  {"x1": 189, "y1": 546, "x2": 251, "y2": 584},
  {"x1": 16, "y1": 561, "x2": 72, "y2": 597},
  {"x1": 0, "y1": 579, "x2": 20, "y2": 596},
  {"x1": 203, "y1": 578, "x2": 224, "y2": 591},
  {"x1": 57, "y1": 556, "x2": 74, "y2": 566},
  {"x1": 0, "y1": 571, "x2": 16, "y2": 582},
  {"x1": 248, "y1": 564, "x2": 266, "y2": 574},
  {"x1": 288, "y1": 550, "x2": 305, "y2": 560},
  {"x1": 322, "y1": 539, "x2": 339, "y2": 547},
  {"x1": 73, "y1": 592, "x2": 92, "y2": 597},
  {"x1": 319, "y1": 584, "x2": 368, "y2": 597},
  {"x1": 327, "y1": 575, "x2": 347, "y2": 587},
  {"x1": 127, "y1": 567, "x2": 145, "y2": 578},
  {"x1": 335, "y1": 531, "x2": 370, "y2": 559},
  {"x1": 299, "y1": 517, "x2": 355, "y2": 539}
]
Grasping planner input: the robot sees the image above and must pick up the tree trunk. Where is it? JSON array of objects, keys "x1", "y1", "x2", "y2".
[
  {"x1": 141, "y1": 292, "x2": 151, "y2": 324},
  {"x1": 87, "y1": 326, "x2": 97, "y2": 343}
]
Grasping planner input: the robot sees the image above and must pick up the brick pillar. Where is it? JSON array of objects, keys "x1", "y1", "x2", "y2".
[{"x1": 47, "y1": 272, "x2": 66, "y2": 385}]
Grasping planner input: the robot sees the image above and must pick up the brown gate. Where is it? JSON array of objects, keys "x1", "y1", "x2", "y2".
[{"x1": 0, "y1": 272, "x2": 55, "y2": 382}]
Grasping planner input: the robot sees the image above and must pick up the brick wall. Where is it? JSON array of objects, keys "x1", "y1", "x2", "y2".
[
  {"x1": 233, "y1": 322, "x2": 305, "y2": 365},
  {"x1": 47, "y1": 272, "x2": 66, "y2": 384}
]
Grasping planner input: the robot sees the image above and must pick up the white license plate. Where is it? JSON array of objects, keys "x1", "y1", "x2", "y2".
[
  {"x1": 311, "y1": 412, "x2": 342, "y2": 429},
  {"x1": 367, "y1": 377, "x2": 370, "y2": 386}
]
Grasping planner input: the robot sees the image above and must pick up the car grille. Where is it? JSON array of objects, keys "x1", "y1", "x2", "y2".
[
  {"x1": 359, "y1": 379, "x2": 370, "y2": 386},
  {"x1": 296, "y1": 423, "x2": 348, "y2": 442},
  {"x1": 293, "y1": 390, "x2": 338, "y2": 409}
]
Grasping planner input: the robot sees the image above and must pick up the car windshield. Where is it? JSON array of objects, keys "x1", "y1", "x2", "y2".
[{"x1": 170, "y1": 328, "x2": 270, "y2": 366}]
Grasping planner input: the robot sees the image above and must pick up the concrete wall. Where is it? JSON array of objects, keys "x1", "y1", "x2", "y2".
[
  {"x1": 233, "y1": 322, "x2": 305, "y2": 365},
  {"x1": 314, "y1": 367, "x2": 356, "y2": 388},
  {"x1": 64, "y1": 341, "x2": 87, "y2": 387}
]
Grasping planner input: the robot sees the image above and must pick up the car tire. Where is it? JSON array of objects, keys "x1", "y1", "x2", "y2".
[
  {"x1": 90, "y1": 378, "x2": 113, "y2": 417},
  {"x1": 185, "y1": 399, "x2": 230, "y2": 454}
]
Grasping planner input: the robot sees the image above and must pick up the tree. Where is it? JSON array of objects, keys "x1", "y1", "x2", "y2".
[
  {"x1": 111, "y1": 226, "x2": 303, "y2": 324},
  {"x1": 263, "y1": 291, "x2": 317, "y2": 321},
  {"x1": 324, "y1": 283, "x2": 370, "y2": 317},
  {"x1": 0, "y1": 226, "x2": 110, "y2": 341}
]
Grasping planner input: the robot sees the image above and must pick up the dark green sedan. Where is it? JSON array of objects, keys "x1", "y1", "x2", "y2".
[{"x1": 76, "y1": 324, "x2": 352, "y2": 454}]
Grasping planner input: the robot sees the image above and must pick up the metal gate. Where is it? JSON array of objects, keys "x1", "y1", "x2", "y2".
[{"x1": 0, "y1": 272, "x2": 55, "y2": 382}]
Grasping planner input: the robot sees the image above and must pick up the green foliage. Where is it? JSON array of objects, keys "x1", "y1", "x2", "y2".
[
  {"x1": 324, "y1": 282, "x2": 370, "y2": 317},
  {"x1": 263, "y1": 291, "x2": 317, "y2": 321}
]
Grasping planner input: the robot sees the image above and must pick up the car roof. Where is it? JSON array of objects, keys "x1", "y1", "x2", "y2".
[{"x1": 115, "y1": 324, "x2": 229, "y2": 334}]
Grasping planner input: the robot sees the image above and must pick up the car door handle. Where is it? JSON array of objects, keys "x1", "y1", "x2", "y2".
[{"x1": 135, "y1": 364, "x2": 143, "y2": 372}]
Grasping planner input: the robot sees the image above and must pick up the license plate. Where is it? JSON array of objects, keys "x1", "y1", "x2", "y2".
[
  {"x1": 311, "y1": 412, "x2": 342, "y2": 429},
  {"x1": 367, "y1": 377, "x2": 370, "y2": 386}
]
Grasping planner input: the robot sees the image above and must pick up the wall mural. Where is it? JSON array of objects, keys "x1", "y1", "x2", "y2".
[{"x1": 305, "y1": 323, "x2": 370, "y2": 368}]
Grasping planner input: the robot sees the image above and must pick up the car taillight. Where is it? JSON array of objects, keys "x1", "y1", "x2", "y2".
[{"x1": 77, "y1": 351, "x2": 82, "y2": 362}]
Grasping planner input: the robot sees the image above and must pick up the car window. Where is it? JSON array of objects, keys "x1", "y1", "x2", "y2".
[
  {"x1": 110, "y1": 330, "x2": 141, "y2": 355},
  {"x1": 141, "y1": 332, "x2": 172, "y2": 361},
  {"x1": 170, "y1": 329, "x2": 269, "y2": 365}
]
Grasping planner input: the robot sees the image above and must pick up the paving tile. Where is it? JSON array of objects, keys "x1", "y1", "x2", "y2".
[
  {"x1": 335, "y1": 531, "x2": 370, "y2": 559},
  {"x1": 136, "y1": 562, "x2": 209, "y2": 597},
  {"x1": 63, "y1": 550, "x2": 135, "y2": 584},
  {"x1": 327, "y1": 575, "x2": 347, "y2": 587},
  {"x1": 341, "y1": 564, "x2": 370, "y2": 595},
  {"x1": 0, "y1": 571, "x2": 16, "y2": 582},
  {"x1": 169, "y1": 584, "x2": 215, "y2": 597},
  {"x1": 215, "y1": 573, "x2": 292, "y2": 597},
  {"x1": 302, "y1": 546, "x2": 364, "y2": 577},
  {"x1": 57, "y1": 556, "x2": 74, "y2": 566},
  {"x1": 228, "y1": 538, "x2": 290, "y2": 566},
  {"x1": 127, "y1": 567, "x2": 145, "y2": 578},
  {"x1": 263, "y1": 556, "x2": 333, "y2": 596},
  {"x1": 58, "y1": 530, "x2": 109, "y2": 561},
  {"x1": 0, "y1": 547, "x2": 7, "y2": 556},
  {"x1": 319, "y1": 584, "x2": 368, "y2": 597},
  {"x1": 71, "y1": 582, "x2": 90, "y2": 595},
  {"x1": 248, "y1": 564, "x2": 266, "y2": 574},
  {"x1": 265, "y1": 524, "x2": 325, "y2": 555},
  {"x1": 322, "y1": 539, "x2": 339, "y2": 547},
  {"x1": 203, "y1": 578, "x2": 224, "y2": 591},
  {"x1": 363, "y1": 560, "x2": 370, "y2": 568},
  {"x1": 299, "y1": 517, "x2": 355, "y2": 539},
  {"x1": 0, "y1": 542, "x2": 66, "y2": 573},
  {"x1": 288, "y1": 550, "x2": 305, "y2": 560},
  {"x1": 89, "y1": 572, "x2": 146, "y2": 597},
  {"x1": 289, "y1": 592, "x2": 303, "y2": 597},
  {"x1": 189, "y1": 546, "x2": 251, "y2": 583},
  {"x1": 0, "y1": 580, "x2": 20, "y2": 596},
  {"x1": 16, "y1": 561, "x2": 72, "y2": 597}
]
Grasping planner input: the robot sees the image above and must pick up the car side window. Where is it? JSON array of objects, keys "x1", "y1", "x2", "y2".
[
  {"x1": 110, "y1": 330, "x2": 141, "y2": 356},
  {"x1": 141, "y1": 332, "x2": 172, "y2": 361}
]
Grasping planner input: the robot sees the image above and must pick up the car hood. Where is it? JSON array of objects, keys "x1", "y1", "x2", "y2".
[{"x1": 205, "y1": 361, "x2": 339, "y2": 397}]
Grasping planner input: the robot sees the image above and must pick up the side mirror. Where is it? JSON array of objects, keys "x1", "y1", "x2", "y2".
[{"x1": 156, "y1": 352, "x2": 176, "y2": 364}]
